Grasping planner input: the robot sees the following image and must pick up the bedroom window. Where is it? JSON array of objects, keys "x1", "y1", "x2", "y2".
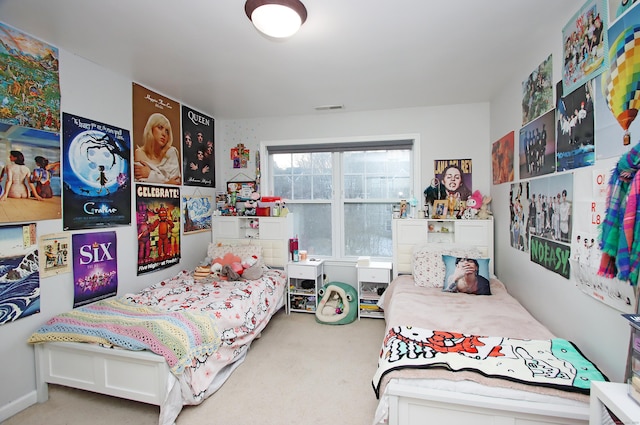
[{"x1": 267, "y1": 139, "x2": 413, "y2": 260}]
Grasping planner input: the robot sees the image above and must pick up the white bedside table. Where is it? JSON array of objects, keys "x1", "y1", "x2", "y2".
[
  {"x1": 287, "y1": 259, "x2": 324, "y2": 314},
  {"x1": 590, "y1": 381, "x2": 640, "y2": 424},
  {"x1": 356, "y1": 261, "x2": 392, "y2": 319}
]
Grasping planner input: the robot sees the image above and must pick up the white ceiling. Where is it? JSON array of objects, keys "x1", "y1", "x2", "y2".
[{"x1": 0, "y1": 0, "x2": 580, "y2": 120}]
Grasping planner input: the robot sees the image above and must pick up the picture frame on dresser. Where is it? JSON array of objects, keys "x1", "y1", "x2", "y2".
[{"x1": 432, "y1": 200, "x2": 448, "y2": 219}]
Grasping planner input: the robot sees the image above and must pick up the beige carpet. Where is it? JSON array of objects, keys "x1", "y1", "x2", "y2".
[{"x1": 5, "y1": 309, "x2": 385, "y2": 425}]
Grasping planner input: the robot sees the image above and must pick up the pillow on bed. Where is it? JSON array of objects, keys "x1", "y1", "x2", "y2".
[
  {"x1": 207, "y1": 243, "x2": 264, "y2": 267},
  {"x1": 412, "y1": 244, "x2": 482, "y2": 287},
  {"x1": 441, "y1": 254, "x2": 491, "y2": 295}
]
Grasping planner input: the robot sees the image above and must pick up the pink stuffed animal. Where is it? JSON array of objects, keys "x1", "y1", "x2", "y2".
[{"x1": 462, "y1": 190, "x2": 482, "y2": 219}]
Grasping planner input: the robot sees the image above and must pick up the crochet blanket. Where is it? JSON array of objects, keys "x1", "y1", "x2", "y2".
[
  {"x1": 372, "y1": 326, "x2": 607, "y2": 398},
  {"x1": 28, "y1": 297, "x2": 221, "y2": 375}
]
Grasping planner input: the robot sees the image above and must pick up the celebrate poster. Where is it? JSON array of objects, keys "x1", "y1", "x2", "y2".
[
  {"x1": 72, "y1": 231, "x2": 118, "y2": 308},
  {"x1": 62, "y1": 113, "x2": 132, "y2": 230},
  {"x1": 136, "y1": 184, "x2": 181, "y2": 275}
]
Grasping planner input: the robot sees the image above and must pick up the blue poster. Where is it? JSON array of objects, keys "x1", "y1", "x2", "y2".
[
  {"x1": 62, "y1": 113, "x2": 131, "y2": 230},
  {"x1": 0, "y1": 223, "x2": 40, "y2": 325}
]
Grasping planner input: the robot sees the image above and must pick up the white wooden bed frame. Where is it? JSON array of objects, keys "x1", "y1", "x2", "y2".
[
  {"x1": 33, "y1": 239, "x2": 287, "y2": 424},
  {"x1": 382, "y1": 238, "x2": 590, "y2": 425}
]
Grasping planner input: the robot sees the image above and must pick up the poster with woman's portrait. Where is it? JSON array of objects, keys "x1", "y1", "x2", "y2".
[
  {"x1": 61, "y1": 113, "x2": 131, "y2": 230},
  {"x1": 182, "y1": 105, "x2": 214, "y2": 187},
  {"x1": 132, "y1": 83, "x2": 182, "y2": 185},
  {"x1": 433, "y1": 159, "x2": 473, "y2": 202}
]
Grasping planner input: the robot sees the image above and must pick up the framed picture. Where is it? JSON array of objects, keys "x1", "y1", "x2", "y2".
[
  {"x1": 226, "y1": 181, "x2": 256, "y2": 201},
  {"x1": 432, "y1": 200, "x2": 448, "y2": 219}
]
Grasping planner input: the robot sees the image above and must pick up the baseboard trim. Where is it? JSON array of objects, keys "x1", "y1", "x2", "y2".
[{"x1": 0, "y1": 390, "x2": 37, "y2": 423}]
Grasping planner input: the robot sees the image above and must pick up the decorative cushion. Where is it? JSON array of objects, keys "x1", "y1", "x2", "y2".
[
  {"x1": 442, "y1": 254, "x2": 491, "y2": 295},
  {"x1": 412, "y1": 244, "x2": 481, "y2": 287},
  {"x1": 207, "y1": 243, "x2": 264, "y2": 267}
]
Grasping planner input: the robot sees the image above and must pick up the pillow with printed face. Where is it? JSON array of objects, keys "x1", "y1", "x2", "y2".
[
  {"x1": 442, "y1": 255, "x2": 491, "y2": 295},
  {"x1": 412, "y1": 244, "x2": 482, "y2": 287}
]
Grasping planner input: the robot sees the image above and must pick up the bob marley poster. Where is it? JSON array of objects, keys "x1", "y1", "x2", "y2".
[
  {"x1": 72, "y1": 231, "x2": 118, "y2": 307},
  {"x1": 136, "y1": 184, "x2": 181, "y2": 275},
  {"x1": 62, "y1": 113, "x2": 131, "y2": 230}
]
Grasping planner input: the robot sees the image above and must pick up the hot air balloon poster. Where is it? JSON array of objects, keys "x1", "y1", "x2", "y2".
[
  {"x1": 600, "y1": 3, "x2": 640, "y2": 147},
  {"x1": 562, "y1": 0, "x2": 609, "y2": 95},
  {"x1": 555, "y1": 79, "x2": 595, "y2": 171}
]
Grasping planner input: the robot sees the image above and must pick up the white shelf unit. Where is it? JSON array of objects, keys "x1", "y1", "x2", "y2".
[
  {"x1": 392, "y1": 218, "x2": 494, "y2": 277},
  {"x1": 287, "y1": 259, "x2": 325, "y2": 314},
  {"x1": 589, "y1": 381, "x2": 640, "y2": 424},
  {"x1": 211, "y1": 214, "x2": 293, "y2": 268},
  {"x1": 357, "y1": 261, "x2": 392, "y2": 319}
]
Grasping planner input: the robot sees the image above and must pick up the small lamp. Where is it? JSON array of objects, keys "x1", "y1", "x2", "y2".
[{"x1": 245, "y1": 0, "x2": 308, "y2": 39}]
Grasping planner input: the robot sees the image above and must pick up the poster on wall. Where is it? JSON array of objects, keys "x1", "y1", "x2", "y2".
[
  {"x1": 530, "y1": 235, "x2": 571, "y2": 279},
  {"x1": 62, "y1": 113, "x2": 131, "y2": 230},
  {"x1": 519, "y1": 109, "x2": 556, "y2": 179},
  {"x1": 0, "y1": 21, "x2": 60, "y2": 132},
  {"x1": 555, "y1": 79, "x2": 595, "y2": 171},
  {"x1": 38, "y1": 232, "x2": 71, "y2": 278},
  {"x1": 0, "y1": 126, "x2": 62, "y2": 224},
  {"x1": 136, "y1": 184, "x2": 181, "y2": 275},
  {"x1": 182, "y1": 105, "x2": 214, "y2": 187},
  {"x1": 562, "y1": 0, "x2": 608, "y2": 95},
  {"x1": 0, "y1": 223, "x2": 40, "y2": 325},
  {"x1": 569, "y1": 166, "x2": 636, "y2": 312},
  {"x1": 509, "y1": 180, "x2": 530, "y2": 252},
  {"x1": 183, "y1": 194, "x2": 212, "y2": 235},
  {"x1": 492, "y1": 131, "x2": 515, "y2": 185},
  {"x1": 432, "y1": 159, "x2": 473, "y2": 202},
  {"x1": 528, "y1": 173, "x2": 574, "y2": 244},
  {"x1": 608, "y1": 0, "x2": 638, "y2": 23},
  {"x1": 72, "y1": 231, "x2": 118, "y2": 308},
  {"x1": 132, "y1": 83, "x2": 182, "y2": 185},
  {"x1": 522, "y1": 54, "x2": 553, "y2": 125},
  {"x1": 598, "y1": 3, "x2": 640, "y2": 149}
]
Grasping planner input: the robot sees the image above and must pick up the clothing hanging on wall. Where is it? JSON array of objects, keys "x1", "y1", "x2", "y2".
[{"x1": 598, "y1": 141, "x2": 640, "y2": 286}]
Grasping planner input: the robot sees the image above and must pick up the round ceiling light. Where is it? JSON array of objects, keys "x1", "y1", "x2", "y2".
[{"x1": 245, "y1": 0, "x2": 308, "y2": 39}]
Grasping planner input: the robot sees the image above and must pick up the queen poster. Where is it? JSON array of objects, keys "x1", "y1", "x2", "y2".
[
  {"x1": 72, "y1": 231, "x2": 118, "y2": 308},
  {"x1": 136, "y1": 184, "x2": 181, "y2": 275},
  {"x1": 62, "y1": 113, "x2": 132, "y2": 230}
]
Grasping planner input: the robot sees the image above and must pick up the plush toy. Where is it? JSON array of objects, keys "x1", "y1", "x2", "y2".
[
  {"x1": 215, "y1": 254, "x2": 262, "y2": 281},
  {"x1": 243, "y1": 191, "x2": 261, "y2": 216},
  {"x1": 462, "y1": 190, "x2": 482, "y2": 219},
  {"x1": 478, "y1": 195, "x2": 493, "y2": 219}
]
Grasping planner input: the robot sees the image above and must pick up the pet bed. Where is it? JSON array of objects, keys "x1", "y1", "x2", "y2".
[{"x1": 315, "y1": 281, "x2": 357, "y2": 325}]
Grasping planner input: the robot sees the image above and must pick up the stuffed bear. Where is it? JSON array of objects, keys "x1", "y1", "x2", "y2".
[{"x1": 478, "y1": 195, "x2": 493, "y2": 219}]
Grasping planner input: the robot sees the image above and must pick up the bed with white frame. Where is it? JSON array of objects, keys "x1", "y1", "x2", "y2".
[
  {"x1": 373, "y1": 240, "x2": 607, "y2": 425},
  {"x1": 30, "y1": 239, "x2": 288, "y2": 425}
]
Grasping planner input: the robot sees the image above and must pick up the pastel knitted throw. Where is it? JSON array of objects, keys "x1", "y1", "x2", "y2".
[
  {"x1": 598, "y1": 141, "x2": 640, "y2": 286},
  {"x1": 28, "y1": 297, "x2": 221, "y2": 375}
]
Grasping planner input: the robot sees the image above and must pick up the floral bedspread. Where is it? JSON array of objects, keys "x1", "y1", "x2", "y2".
[{"x1": 125, "y1": 267, "x2": 286, "y2": 402}]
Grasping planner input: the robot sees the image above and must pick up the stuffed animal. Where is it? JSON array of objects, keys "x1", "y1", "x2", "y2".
[
  {"x1": 477, "y1": 195, "x2": 493, "y2": 219},
  {"x1": 217, "y1": 255, "x2": 262, "y2": 281},
  {"x1": 462, "y1": 190, "x2": 482, "y2": 219}
]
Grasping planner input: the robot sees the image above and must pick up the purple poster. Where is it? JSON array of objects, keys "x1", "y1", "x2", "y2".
[{"x1": 72, "y1": 231, "x2": 118, "y2": 307}]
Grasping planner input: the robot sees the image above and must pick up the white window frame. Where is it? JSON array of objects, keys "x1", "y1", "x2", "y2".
[{"x1": 260, "y1": 134, "x2": 422, "y2": 260}]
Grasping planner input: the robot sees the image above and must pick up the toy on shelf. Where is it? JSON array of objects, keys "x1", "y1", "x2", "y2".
[{"x1": 478, "y1": 195, "x2": 493, "y2": 219}]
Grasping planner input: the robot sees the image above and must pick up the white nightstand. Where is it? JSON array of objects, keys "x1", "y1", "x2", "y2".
[
  {"x1": 287, "y1": 259, "x2": 324, "y2": 314},
  {"x1": 590, "y1": 381, "x2": 640, "y2": 424},
  {"x1": 356, "y1": 261, "x2": 392, "y2": 319}
]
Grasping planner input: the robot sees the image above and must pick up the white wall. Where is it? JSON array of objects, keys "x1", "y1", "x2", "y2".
[
  {"x1": 489, "y1": 9, "x2": 628, "y2": 383},
  {"x1": 0, "y1": 50, "x2": 216, "y2": 421}
]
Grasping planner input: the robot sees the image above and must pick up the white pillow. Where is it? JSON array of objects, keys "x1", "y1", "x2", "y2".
[
  {"x1": 412, "y1": 243, "x2": 481, "y2": 287},
  {"x1": 207, "y1": 243, "x2": 264, "y2": 267}
]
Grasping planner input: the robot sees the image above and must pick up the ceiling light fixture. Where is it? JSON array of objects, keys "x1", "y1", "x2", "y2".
[{"x1": 245, "y1": 0, "x2": 308, "y2": 39}]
